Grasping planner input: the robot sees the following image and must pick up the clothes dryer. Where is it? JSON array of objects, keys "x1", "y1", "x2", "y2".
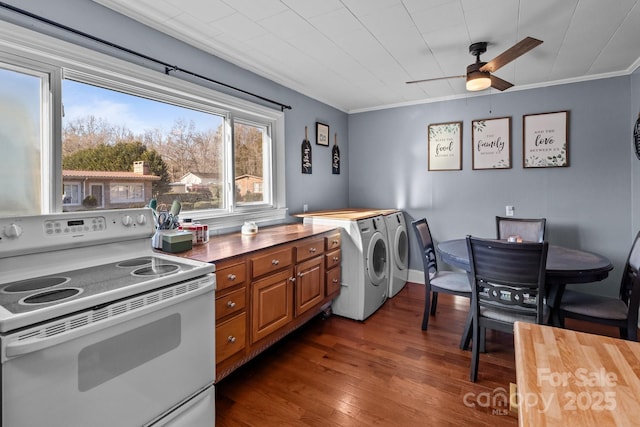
[
  {"x1": 382, "y1": 210, "x2": 409, "y2": 297},
  {"x1": 302, "y1": 214, "x2": 389, "y2": 320}
]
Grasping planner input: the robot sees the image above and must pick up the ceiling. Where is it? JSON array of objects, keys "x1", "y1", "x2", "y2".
[{"x1": 92, "y1": 0, "x2": 640, "y2": 113}]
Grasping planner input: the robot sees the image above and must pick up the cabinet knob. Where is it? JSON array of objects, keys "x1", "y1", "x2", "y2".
[
  {"x1": 332, "y1": 278, "x2": 339, "y2": 283},
  {"x1": 227, "y1": 273, "x2": 236, "y2": 281},
  {"x1": 272, "y1": 259, "x2": 280, "y2": 265},
  {"x1": 227, "y1": 336, "x2": 236, "y2": 343},
  {"x1": 226, "y1": 300, "x2": 236, "y2": 308},
  {"x1": 333, "y1": 256, "x2": 339, "y2": 262},
  {"x1": 289, "y1": 277, "x2": 296, "y2": 282},
  {"x1": 332, "y1": 239, "x2": 339, "y2": 245},
  {"x1": 309, "y1": 247, "x2": 317, "y2": 253},
  {"x1": 298, "y1": 272, "x2": 304, "y2": 278}
]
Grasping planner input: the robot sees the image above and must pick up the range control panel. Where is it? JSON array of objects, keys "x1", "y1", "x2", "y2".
[{"x1": 0, "y1": 208, "x2": 156, "y2": 258}]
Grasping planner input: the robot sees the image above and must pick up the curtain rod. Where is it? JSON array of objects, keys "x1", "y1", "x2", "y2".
[{"x1": 0, "y1": 2, "x2": 292, "y2": 111}]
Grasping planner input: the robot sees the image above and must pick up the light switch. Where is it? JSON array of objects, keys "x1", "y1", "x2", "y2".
[{"x1": 506, "y1": 205, "x2": 514, "y2": 217}]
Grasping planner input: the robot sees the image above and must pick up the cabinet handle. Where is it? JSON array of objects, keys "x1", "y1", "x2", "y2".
[
  {"x1": 309, "y1": 247, "x2": 317, "y2": 253},
  {"x1": 298, "y1": 272, "x2": 304, "y2": 278},
  {"x1": 289, "y1": 277, "x2": 296, "y2": 282},
  {"x1": 227, "y1": 336, "x2": 236, "y2": 343},
  {"x1": 332, "y1": 278, "x2": 339, "y2": 283},
  {"x1": 332, "y1": 239, "x2": 339, "y2": 245},
  {"x1": 226, "y1": 300, "x2": 236, "y2": 308},
  {"x1": 271, "y1": 259, "x2": 280, "y2": 265},
  {"x1": 227, "y1": 273, "x2": 236, "y2": 281},
  {"x1": 333, "y1": 256, "x2": 339, "y2": 262}
]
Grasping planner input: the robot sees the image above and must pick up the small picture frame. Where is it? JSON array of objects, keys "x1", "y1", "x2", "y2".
[
  {"x1": 523, "y1": 111, "x2": 569, "y2": 168},
  {"x1": 316, "y1": 122, "x2": 329, "y2": 146},
  {"x1": 428, "y1": 121, "x2": 462, "y2": 171},
  {"x1": 472, "y1": 117, "x2": 511, "y2": 170}
]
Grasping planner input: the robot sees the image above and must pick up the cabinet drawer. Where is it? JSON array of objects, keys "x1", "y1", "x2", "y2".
[
  {"x1": 325, "y1": 249, "x2": 341, "y2": 270},
  {"x1": 216, "y1": 261, "x2": 246, "y2": 291},
  {"x1": 215, "y1": 287, "x2": 246, "y2": 320},
  {"x1": 296, "y1": 237, "x2": 324, "y2": 263},
  {"x1": 326, "y1": 267, "x2": 341, "y2": 296},
  {"x1": 251, "y1": 247, "x2": 293, "y2": 278},
  {"x1": 325, "y1": 232, "x2": 341, "y2": 251},
  {"x1": 216, "y1": 312, "x2": 246, "y2": 362}
]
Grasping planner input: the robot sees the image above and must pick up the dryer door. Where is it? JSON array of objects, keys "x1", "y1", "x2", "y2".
[
  {"x1": 366, "y1": 232, "x2": 388, "y2": 285},
  {"x1": 393, "y1": 226, "x2": 409, "y2": 270}
]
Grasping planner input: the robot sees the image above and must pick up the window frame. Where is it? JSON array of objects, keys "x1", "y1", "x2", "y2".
[{"x1": 0, "y1": 20, "x2": 287, "y2": 227}]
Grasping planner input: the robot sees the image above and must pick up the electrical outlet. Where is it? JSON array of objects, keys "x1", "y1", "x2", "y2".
[
  {"x1": 303, "y1": 204, "x2": 308, "y2": 213},
  {"x1": 506, "y1": 205, "x2": 514, "y2": 217}
]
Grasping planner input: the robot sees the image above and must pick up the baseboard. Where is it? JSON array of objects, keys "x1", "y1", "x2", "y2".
[{"x1": 407, "y1": 269, "x2": 425, "y2": 285}]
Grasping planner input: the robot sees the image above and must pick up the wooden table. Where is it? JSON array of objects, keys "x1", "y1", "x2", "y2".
[
  {"x1": 514, "y1": 322, "x2": 640, "y2": 426},
  {"x1": 436, "y1": 239, "x2": 613, "y2": 325}
]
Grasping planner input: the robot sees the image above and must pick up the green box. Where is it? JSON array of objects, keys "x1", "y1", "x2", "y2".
[{"x1": 161, "y1": 231, "x2": 193, "y2": 253}]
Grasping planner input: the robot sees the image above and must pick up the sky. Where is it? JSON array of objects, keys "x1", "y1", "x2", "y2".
[{"x1": 62, "y1": 79, "x2": 222, "y2": 135}]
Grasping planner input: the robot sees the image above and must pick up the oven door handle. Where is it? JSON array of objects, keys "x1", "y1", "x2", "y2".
[{"x1": 3, "y1": 280, "x2": 214, "y2": 360}]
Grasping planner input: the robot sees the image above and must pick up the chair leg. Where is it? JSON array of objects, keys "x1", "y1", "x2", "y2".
[
  {"x1": 479, "y1": 327, "x2": 486, "y2": 353},
  {"x1": 470, "y1": 320, "x2": 480, "y2": 382},
  {"x1": 459, "y1": 311, "x2": 473, "y2": 350},
  {"x1": 430, "y1": 292, "x2": 439, "y2": 316},
  {"x1": 620, "y1": 327, "x2": 629, "y2": 340},
  {"x1": 421, "y1": 288, "x2": 431, "y2": 330},
  {"x1": 630, "y1": 327, "x2": 639, "y2": 342}
]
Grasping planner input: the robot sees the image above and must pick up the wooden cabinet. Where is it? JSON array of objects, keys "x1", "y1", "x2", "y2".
[
  {"x1": 251, "y1": 268, "x2": 294, "y2": 343},
  {"x1": 177, "y1": 224, "x2": 341, "y2": 382},
  {"x1": 294, "y1": 255, "x2": 324, "y2": 316}
]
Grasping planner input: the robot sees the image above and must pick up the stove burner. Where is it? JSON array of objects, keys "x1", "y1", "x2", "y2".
[
  {"x1": 132, "y1": 264, "x2": 180, "y2": 277},
  {"x1": 3, "y1": 276, "x2": 70, "y2": 293},
  {"x1": 116, "y1": 257, "x2": 153, "y2": 268},
  {"x1": 20, "y1": 288, "x2": 83, "y2": 305}
]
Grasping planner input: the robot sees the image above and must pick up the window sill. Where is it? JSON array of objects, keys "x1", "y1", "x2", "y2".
[{"x1": 180, "y1": 208, "x2": 289, "y2": 235}]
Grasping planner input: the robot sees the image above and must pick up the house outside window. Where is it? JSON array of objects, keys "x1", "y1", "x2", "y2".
[{"x1": 63, "y1": 182, "x2": 82, "y2": 206}]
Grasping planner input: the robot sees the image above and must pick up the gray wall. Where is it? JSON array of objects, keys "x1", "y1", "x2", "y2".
[
  {"x1": 349, "y1": 77, "x2": 634, "y2": 296},
  {"x1": 0, "y1": 0, "x2": 350, "y2": 219}
]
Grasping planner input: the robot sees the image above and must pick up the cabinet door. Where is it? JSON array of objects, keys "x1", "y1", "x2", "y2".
[
  {"x1": 251, "y1": 269, "x2": 294, "y2": 343},
  {"x1": 295, "y1": 256, "x2": 324, "y2": 317},
  {"x1": 326, "y1": 267, "x2": 341, "y2": 297}
]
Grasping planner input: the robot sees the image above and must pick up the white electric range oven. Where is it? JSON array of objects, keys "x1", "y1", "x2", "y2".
[{"x1": 0, "y1": 208, "x2": 216, "y2": 427}]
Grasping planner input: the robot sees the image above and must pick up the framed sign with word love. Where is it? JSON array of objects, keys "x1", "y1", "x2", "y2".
[
  {"x1": 523, "y1": 111, "x2": 569, "y2": 168},
  {"x1": 472, "y1": 116, "x2": 511, "y2": 170},
  {"x1": 428, "y1": 121, "x2": 462, "y2": 171}
]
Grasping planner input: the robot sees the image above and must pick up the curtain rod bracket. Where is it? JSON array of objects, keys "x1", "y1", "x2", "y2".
[{"x1": 165, "y1": 65, "x2": 178, "y2": 75}]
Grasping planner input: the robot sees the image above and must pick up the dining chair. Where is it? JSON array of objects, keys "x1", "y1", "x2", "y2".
[
  {"x1": 466, "y1": 236, "x2": 549, "y2": 382},
  {"x1": 495, "y1": 216, "x2": 546, "y2": 243},
  {"x1": 558, "y1": 231, "x2": 640, "y2": 341},
  {"x1": 411, "y1": 218, "x2": 471, "y2": 343}
]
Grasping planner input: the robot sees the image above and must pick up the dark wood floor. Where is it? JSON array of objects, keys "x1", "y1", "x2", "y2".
[{"x1": 215, "y1": 282, "x2": 624, "y2": 426}]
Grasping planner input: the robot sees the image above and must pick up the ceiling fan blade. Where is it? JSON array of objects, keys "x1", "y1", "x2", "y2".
[
  {"x1": 490, "y1": 75, "x2": 513, "y2": 91},
  {"x1": 406, "y1": 75, "x2": 465, "y2": 84},
  {"x1": 480, "y1": 37, "x2": 543, "y2": 73}
]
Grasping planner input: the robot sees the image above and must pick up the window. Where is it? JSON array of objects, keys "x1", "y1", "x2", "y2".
[
  {"x1": 109, "y1": 183, "x2": 144, "y2": 203},
  {"x1": 63, "y1": 183, "x2": 81, "y2": 205},
  {"x1": 0, "y1": 23, "x2": 286, "y2": 226},
  {"x1": 0, "y1": 64, "x2": 45, "y2": 217}
]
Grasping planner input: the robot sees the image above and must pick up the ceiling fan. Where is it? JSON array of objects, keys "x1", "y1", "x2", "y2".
[{"x1": 406, "y1": 37, "x2": 543, "y2": 92}]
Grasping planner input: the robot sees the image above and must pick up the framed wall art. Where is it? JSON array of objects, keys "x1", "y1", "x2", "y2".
[
  {"x1": 427, "y1": 121, "x2": 462, "y2": 171},
  {"x1": 523, "y1": 111, "x2": 569, "y2": 168},
  {"x1": 316, "y1": 122, "x2": 329, "y2": 146},
  {"x1": 471, "y1": 117, "x2": 511, "y2": 170}
]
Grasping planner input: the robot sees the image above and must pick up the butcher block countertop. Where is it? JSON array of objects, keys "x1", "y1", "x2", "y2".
[
  {"x1": 514, "y1": 322, "x2": 640, "y2": 426},
  {"x1": 170, "y1": 223, "x2": 338, "y2": 263}
]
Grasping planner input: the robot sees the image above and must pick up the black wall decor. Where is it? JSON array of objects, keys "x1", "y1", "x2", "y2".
[
  {"x1": 332, "y1": 132, "x2": 340, "y2": 174},
  {"x1": 302, "y1": 126, "x2": 312, "y2": 174}
]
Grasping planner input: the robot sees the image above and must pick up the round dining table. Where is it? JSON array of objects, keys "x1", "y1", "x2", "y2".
[{"x1": 437, "y1": 238, "x2": 614, "y2": 328}]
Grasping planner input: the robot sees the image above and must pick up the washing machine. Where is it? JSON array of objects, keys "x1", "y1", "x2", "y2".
[
  {"x1": 382, "y1": 210, "x2": 409, "y2": 297},
  {"x1": 302, "y1": 212, "x2": 389, "y2": 320}
]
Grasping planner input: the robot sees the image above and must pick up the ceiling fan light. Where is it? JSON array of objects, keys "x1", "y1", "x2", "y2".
[{"x1": 466, "y1": 71, "x2": 491, "y2": 91}]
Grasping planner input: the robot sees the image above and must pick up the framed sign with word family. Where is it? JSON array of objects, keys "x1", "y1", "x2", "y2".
[
  {"x1": 428, "y1": 121, "x2": 462, "y2": 171},
  {"x1": 523, "y1": 111, "x2": 569, "y2": 168},
  {"x1": 472, "y1": 117, "x2": 511, "y2": 170}
]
